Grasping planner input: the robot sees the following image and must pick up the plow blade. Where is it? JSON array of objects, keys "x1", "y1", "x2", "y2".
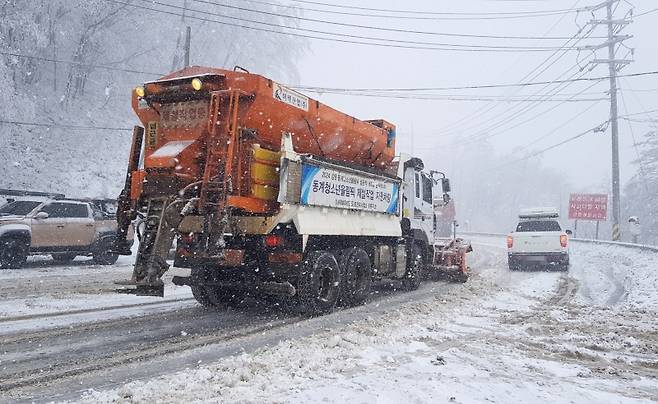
[{"x1": 115, "y1": 280, "x2": 165, "y2": 297}]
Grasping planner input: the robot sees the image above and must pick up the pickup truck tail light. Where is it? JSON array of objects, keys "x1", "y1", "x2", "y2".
[
  {"x1": 506, "y1": 235, "x2": 513, "y2": 249},
  {"x1": 560, "y1": 234, "x2": 568, "y2": 248}
]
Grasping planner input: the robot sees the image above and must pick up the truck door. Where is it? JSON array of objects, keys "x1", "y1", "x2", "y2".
[
  {"x1": 401, "y1": 167, "x2": 416, "y2": 222},
  {"x1": 417, "y1": 173, "x2": 435, "y2": 241}
]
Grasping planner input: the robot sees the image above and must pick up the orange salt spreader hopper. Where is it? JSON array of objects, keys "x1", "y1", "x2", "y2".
[{"x1": 127, "y1": 66, "x2": 397, "y2": 215}]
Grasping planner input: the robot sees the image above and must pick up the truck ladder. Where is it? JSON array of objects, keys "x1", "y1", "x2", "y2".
[
  {"x1": 198, "y1": 90, "x2": 247, "y2": 252},
  {"x1": 200, "y1": 89, "x2": 244, "y2": 213}
]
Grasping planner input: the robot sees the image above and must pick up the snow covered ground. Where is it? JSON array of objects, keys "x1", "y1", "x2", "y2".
[
  {"x1": 0, "y1": 255, "x2": 194, "y2": 333},
  {"x1": 74, "y1": 238, "x2": 658, "y2": 404}
]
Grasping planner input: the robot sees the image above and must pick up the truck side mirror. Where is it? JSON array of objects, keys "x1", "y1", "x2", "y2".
[
  {"x1": 35, "y1": 212, "x2": 49, "y2": 220},
  {"x1": 442, "y1": 178, "x2": 451, "y2": 193},
  {"x1": 443, "y1": 193, "x2": 451, "y2": 204}
]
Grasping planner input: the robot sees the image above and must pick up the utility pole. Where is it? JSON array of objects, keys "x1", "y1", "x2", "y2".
[
  {"x1": 49, "y1": 17, "x2": 57, "y2": 92},
  {"x1": 171, "y1": 0, "x2": 189, "y2": 71},
  {"x1": 184, "y1": 26, "x2": 191, "y2": 68},
  {"x1": 607, "y1": 2, "x2": 621, "y2": 241},
  {"x1": 587, "y1": 0, "x2": 633, "y2": 241}
]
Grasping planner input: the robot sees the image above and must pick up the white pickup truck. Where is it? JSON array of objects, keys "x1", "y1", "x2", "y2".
[{"x1": 507, "y1": 208, "x2": 570, "y2": 271}]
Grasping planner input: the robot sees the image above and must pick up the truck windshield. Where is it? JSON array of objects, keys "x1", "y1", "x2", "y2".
[
  {"x1": 0, "y1": 200, "x2": 41, "y2": 216},
  {"x1": 516, "y1": 220, "x2": 561, "y2": 232}
]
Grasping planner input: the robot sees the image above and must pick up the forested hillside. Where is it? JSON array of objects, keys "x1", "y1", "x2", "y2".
[{"x1": 0, "y1": 0, "x2": 307, "y2": 197}]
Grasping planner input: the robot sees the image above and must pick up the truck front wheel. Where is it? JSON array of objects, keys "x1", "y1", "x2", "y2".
[
  {"x1": 298, "y1": 251, "x2": 341, "y2": 314},
  {"x1": 403, "y1": 244, "x2": 423, "y2": 291},
  {"x1": 0, "y1": 237, "x2": 28, "y2": 269},
  {"x1": 339, "y1": 247, "x2": 372, "y2": 306}
]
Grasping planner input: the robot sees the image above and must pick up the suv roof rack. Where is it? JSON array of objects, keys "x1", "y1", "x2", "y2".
[
  {"x1": 519, "y1": 207, "x2": 559, "y2": 219},
  {"x1": 0, "y1": 188, "x2": 66, "y2": 199}
]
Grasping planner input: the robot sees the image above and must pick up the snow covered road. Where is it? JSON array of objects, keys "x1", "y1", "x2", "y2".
[{"x1": 1, "y1": 237, "x2": 657, "y2": 403}]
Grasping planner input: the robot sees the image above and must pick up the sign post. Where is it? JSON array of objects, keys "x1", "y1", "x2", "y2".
[{"x1": 569, "y1": 194, "x2": 608, "y2": 238}]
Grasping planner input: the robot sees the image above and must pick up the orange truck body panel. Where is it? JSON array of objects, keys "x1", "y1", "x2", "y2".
[{"x1": 130, "y1": 66, "x2": 396, "y2": 213}]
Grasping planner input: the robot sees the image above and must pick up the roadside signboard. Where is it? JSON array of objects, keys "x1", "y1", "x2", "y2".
[{"x1": 568, "y1": 193, "x2": 608, "y2": 221}]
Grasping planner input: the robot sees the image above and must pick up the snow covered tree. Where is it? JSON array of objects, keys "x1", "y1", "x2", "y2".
[
  {"x1": 0, "y1": 0, "x2": 308, "y2": 197},
  {"x1": 623, "y1": 129, "x2": 658, "y2": 243}
]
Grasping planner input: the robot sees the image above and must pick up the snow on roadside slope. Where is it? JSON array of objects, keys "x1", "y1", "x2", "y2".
[
  {"x1": 79, "y1": 242, "x2": 658, "y2": 404},
  {"x1": 570, "y1": 242, "x2": 658, "y2": 310}
]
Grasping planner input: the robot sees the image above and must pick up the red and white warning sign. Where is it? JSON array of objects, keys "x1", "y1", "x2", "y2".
[{"x1": 568, "y1": 193, "x2": 608, "y2": 221}]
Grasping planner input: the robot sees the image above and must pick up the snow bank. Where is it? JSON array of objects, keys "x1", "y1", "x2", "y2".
[{"x1": 570, "y1": 242, "x2": 658, "y2": 311}]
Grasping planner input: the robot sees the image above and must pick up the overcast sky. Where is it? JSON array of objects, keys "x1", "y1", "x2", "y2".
[{"x1": 289, "y1": 0, "x2": 657, "y2": 191}]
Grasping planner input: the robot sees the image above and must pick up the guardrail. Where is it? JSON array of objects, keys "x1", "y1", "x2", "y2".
[{"x1": 460, "y1": 231, "x2": 658, "y2": 253}]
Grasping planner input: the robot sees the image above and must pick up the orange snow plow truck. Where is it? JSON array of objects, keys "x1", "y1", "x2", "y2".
[{"x1": 115, "y1": 66, "x2": 471, "y2": 313}]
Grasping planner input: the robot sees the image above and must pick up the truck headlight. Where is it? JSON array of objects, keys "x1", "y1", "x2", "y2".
[
  {"x1": 135, "y1": 86, "x2": 145, "y2": 97},
  {"x1": 191, "y1": 78, "x2": 203, "y2": 91}
]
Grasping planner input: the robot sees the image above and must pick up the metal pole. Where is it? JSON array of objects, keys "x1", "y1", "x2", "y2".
[
  {"x1": 50, "y1": 18, "x2": 56, "y2": 92},
  {"x1": 607, "y1": 2, "x2": 621, "y2": 241},
  {"x1": 574, "y1": 220, "x2": 578, "y2": 238},
  {"x1": 595, "y1": 220, "x2": 600, "y2": 240},
  {"x1": 184, "y1": 26, "x2": 191, "y2": 68}
]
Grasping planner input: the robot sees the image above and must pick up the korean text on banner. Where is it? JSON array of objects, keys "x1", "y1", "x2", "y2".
[{"x1": 300, "y1": 163, "x2": 399, "y2": 214}]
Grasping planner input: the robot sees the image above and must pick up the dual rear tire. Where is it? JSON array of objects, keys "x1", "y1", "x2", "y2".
[
  {"x1": 338, "y1": 247, "x2": 372, "y2": 307},
  {"x1": 190, "y1": 243, "x2": 421, "y2": 314},
  {"x1": 297, "y1": 251, "x2": 342, "y2": 314}
]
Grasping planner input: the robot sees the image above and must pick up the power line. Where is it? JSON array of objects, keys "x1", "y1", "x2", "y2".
[
  {"x1": 427, "y1": 2, "x2": 588, "y2": 139},
  {"x1": 306, "y1": 91, "x2": 607, "y2": 102},
  {"x1": 635, "y1": 8, "x2": 658, "y2": 17},
  {"x1": 5, "y1": 49, "x2": 658, "y2": 96},
  {"x1": 0, "y1": 118, "x2": 132, "y2": 131},
  {"x1": 619, "y1": 87, "x2": 650, "y2": 193},
  {"x1": 516, "y1": 99, "x2": 606, "y2": 151},
  {"x1": 283, "y1": 0, "x2": 584, "y2": 18},
  {"x1": 462, "y1": 77, "x2": 606, "y2": 145},
  {"x1": 453, "y1": 69, "x2": 598, "y2": 145},
  {"x1": 491, "y1": 121, "x2": 609, "y2": 170},
  {"x1": 0, "y1": 50, "x2": 163, "y2": 76},
  {"x1": 619, "y1": 109, "x2": 658, "y2": 118},
  {"x1": 293, "y1": 70, "x2": 658, "y2": 92},
  {"x1": 620, "y1": 78, "x2": 658, "y2": 129},
  {"x1": 435, "y1": 32, "x2": 597, "y2": 141},
  {"x1": 252, "y1": 0, "x2": 588, "y2": 22},
  {"x1": 107, "y1": 0, "x2": 591, "y2": 52},
  {"x1": 189, "y1": 0, "x2": 603, "y2": 40}
]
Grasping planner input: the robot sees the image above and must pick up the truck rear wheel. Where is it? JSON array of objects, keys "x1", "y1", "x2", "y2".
[
  {"x1": 190, "y1": 266, "x2": 215, "y2": 307},
  {"x1": 339, "y1": 247, "x2": 372, "y2": 306},
  {"x1": 190, "y1": 266, "x2": 245, "y2": 308},
  {"x1": 298, "y1": 251, "x2": 341, "y2": 314},
  {"x1": 403, "y1": 244, "x2": 423, "y2": 291},
  {"x1": 0, "y1": 237, "x2": 28, "y2": 269}
]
